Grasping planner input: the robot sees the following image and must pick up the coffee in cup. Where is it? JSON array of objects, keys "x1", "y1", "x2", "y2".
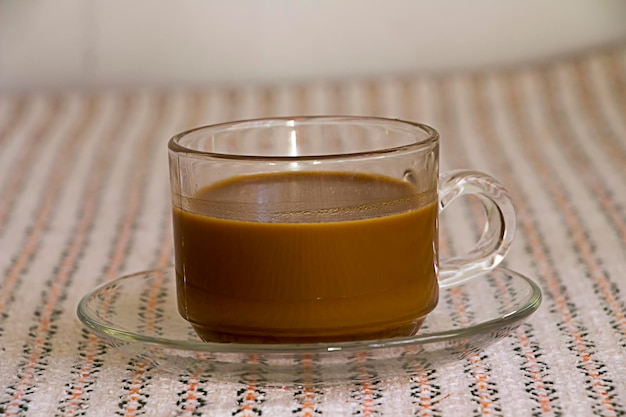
[{"x1": 168, "y1": 117, "x2": 515, "y2": 343}]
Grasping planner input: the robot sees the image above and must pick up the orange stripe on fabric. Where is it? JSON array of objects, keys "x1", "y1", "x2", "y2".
[
  {"x1": 234, "y1": 354, "x2": 263, "y2": 417},
  {"x1": 515, "y1": 326, "x2": 554, "y2": 414},
  {"x1": 290, "y1": 354, "x2": 320, "y2": 416},
  {"x1": 352, "y1": 351, "x2": 376, "y2": 417},
  {"x1": 416, "y1": 370, "x2": 432, "y2": 415},
  {"x1": 2, "y1": 97, "x2": 99, "y2": 416},
  {"x1": 298, "y1": 354, "x2": 317, "y2": 417},
  {"x1": 122, "y1": 363, "x2": 149, "y2": 417}
]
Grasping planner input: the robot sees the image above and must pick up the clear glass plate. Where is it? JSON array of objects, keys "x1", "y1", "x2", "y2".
[{"x1": 77, "y1": 265, "x2": 541, "y2": 385}]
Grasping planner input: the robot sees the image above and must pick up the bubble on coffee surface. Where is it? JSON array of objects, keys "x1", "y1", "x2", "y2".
[{"x1": 403, "y1": 169, "x2": 417, "y2": 186}]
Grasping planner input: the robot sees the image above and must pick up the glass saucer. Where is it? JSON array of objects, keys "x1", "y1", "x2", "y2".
[{"x1": 77, "y1": 265, "x2": 541, "y2": 385}]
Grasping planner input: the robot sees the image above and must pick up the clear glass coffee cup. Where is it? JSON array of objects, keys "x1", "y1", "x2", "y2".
[{"x1": 168, "y1": 116, "x2": 516, "y2": 343}]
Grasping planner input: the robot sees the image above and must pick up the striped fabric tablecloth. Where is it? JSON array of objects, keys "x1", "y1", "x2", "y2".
[{"x1": 1, "y1": 45, "x2": 625, "y2": 416}]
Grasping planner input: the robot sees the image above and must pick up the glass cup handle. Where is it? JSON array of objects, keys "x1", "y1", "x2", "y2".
[{"x1": 438, "y1": 170, "x2": 516, "y2": 289}]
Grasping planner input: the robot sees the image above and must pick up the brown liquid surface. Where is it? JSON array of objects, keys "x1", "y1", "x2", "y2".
[{"x1": 173, "y1": 171, "x2": 438, "y2": 343}]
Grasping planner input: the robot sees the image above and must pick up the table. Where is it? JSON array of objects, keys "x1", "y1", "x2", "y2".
[{"x1": 1, "y1": 45, "x2": 625, "y2": 416}]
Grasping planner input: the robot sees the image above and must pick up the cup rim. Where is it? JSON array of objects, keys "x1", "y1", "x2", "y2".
[{"x1": 168, "y1": 116, "x2": 439, "y2": 161}]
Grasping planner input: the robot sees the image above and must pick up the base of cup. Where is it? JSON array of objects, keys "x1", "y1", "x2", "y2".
[{"x1": 190, "y1": 318, "x2": 425, "y2": 344}]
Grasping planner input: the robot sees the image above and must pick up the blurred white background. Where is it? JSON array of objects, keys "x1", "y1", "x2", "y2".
[{"x1": 1, "y1": 0, "x2": 626, "y2": 92}]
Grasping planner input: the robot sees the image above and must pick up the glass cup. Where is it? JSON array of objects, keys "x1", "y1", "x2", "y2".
[{"x1": 168, "y1": 116, "x2": 516, "y2": 343}]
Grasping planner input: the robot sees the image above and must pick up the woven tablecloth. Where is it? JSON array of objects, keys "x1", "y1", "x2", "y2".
[{"x1": 1, "y1": 45, "x2": 625, "y2": 416}]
